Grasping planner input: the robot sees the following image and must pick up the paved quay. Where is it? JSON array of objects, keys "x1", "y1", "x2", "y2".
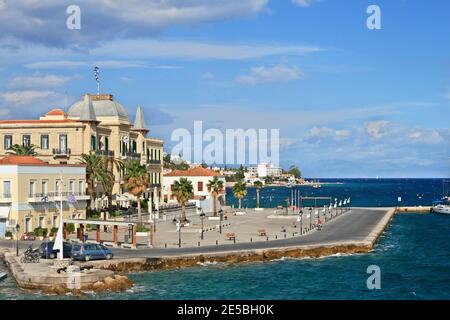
[{"x1": 110, "y1": 207, "x2": 395, "y2": 258}]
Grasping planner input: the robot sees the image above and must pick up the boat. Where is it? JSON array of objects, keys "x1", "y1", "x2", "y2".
[
  {"x1": 432, "y1": 180, "x2": 450, "y2": 215},
  {"x1": 0, "y1": 272, "x2": 7, "y2": 281},
  {"x1": 432, "y1": 198, "x2": 450, "y2": 215}
]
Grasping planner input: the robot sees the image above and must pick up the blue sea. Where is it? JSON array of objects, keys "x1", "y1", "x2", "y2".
[
  {"x1": 1, "y1": 179, "x2": 449, "y2": 300},
  {"x1": 225, "y1": 178, "x2": 446, "y2": 208}
]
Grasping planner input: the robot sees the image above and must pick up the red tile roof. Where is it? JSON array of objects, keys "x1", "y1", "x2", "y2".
[
  {"x1": 164, "y1": 167, "x2": 223, "y2": 177},
  {"x1": 0, "y1": 155, "x2": 84, "y2": 167},
  {"x1": 46, "y1": 108, "x2": 67, "y2": 116}
]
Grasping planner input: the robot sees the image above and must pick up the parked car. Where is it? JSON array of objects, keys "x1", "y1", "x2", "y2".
[
  {"x1": 39, "y1": 241, "x2": 72, "y2": 259},
  {"x1": 71, "y1": 243, "x2": 114, "y2": 261}
]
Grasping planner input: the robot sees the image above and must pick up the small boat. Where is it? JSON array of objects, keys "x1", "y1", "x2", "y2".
[
  {"x1": 432, "y1": 198, "x2": 450, "y2": 215},
  {"x1": 0, "y1": 272, "x2": 7, "y2": 281},
  {"x1": 433, "y1": 180, "x2": 450, "y2": 215}
]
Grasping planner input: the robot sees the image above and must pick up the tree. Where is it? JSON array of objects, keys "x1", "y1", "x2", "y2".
[
  {"x1": 288, "y1": 165, "x2": 302, "y2": 179},
  {"x1": 79, "y1": 152, "x2": 113, "y2": 212},
  {"x1": 123, "y1": 160, "x2": 150, "y2": 227},
  {"x1": 172, "y1": 178, "x2": 194, "y2": 222},
  {"x1": 207, "y1": 177, "x2": 224, "y2": 216},
  {"x1": 232, "y1": 180, "x2": 247, "y2": 209},
  {"x1": 8, "y1": 144, "x2": 39, "y2": 156},
  {"x1": 253, "y1": 180, "x2": 263, "y2": 209}
]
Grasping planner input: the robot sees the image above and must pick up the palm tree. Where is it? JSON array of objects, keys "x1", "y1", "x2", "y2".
[
  {"x1": 8, "y1": 144, "x2": 39, "y2": 156},
  {"x1": 232, "y1": 180, "x2": 247, "y2": 209},
  {"x1": 172, "y1": 178, "x2": 194, "y2": 222},
  {"x1": 254, "y1": 180, "x2": 263, "y2": 208},
  {"x1": 79, "y1": 152, "x2": 113, "y2": 212},
  {"x1": 207, "y1": 177, "x2": 224, "y2": 216},
  {"x1": 122, "y1": 160, "x2": 150, "y2": 227}
]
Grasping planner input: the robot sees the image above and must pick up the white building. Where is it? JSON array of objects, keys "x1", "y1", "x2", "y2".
[
  {"x1": 248, "y1": 163, "x2": 282, "y2": 178},
  {"x1": 163, "y1": 167, "x2": 226, "y2": 213}
]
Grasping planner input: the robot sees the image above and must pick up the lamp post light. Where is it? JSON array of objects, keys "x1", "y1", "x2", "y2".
[
  {"x1": 309, "y1": 207, "x2": 312, "y2": 229},
  {"x1": 219, "y1": 209, "x2": 224, "y2": 234},
  {"x1": 200, "y1": 211, "x2": 206, "y2": 240},
  {"x1": 15, "y1": 224, "x2": 20, "y2": 257},
  {"x1": 299, "y1": 210, "x2": 303, "y2": 235}
]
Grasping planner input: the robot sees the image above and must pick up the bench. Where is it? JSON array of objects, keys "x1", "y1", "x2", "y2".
[
  {"x1": 257, "y1": 229, "x2": 267, "y2": 236},
  {"x1": 226, "y1": 233, "x2": 236, "y2": 241}
]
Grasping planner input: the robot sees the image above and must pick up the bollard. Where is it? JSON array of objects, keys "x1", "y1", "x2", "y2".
[
  {"x1": 284, "y1": 234, "x2": 286, "y2": 238},
  {"x1": 292, "y1": 232, "x2": 294, "y2": 237},
  {"x1": 250, "y1": 237, "x2": 252, "y2": 242},
  {"x1": 266, "y1": 236, "x2": 269, "y2": 241},
  {"x1": 198, "y1": 241, "x2": 200, "y2": 247},
  {"x1": 216, "y1": 240, "x2": 218, "y2": 245},
  {"x1": 165, "y1": 243, "x2": 167, "y2": 248},
  {"x1": 275, "y1": 235, "x2": 277, "y2": 240},
  {"x1": 233, "y1": 238, "x2": 236, "y2": 244}
]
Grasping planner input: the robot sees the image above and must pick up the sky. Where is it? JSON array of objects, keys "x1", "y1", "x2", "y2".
[{"x1": 0, "y1": 0, "x2": 449, "y2": 178}]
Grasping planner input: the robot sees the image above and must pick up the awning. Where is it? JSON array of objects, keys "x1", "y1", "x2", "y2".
[{"x1": 0, "y1": 207, "x2": 10, "y2": 219}]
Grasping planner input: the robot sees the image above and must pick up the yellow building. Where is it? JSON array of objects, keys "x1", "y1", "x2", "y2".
[
  {"x1": 0, "y1": 93, "x2": 164, "y2": 209},
  {"x1": 0, "y1": 155, "x2": 87, "y2": 237}
]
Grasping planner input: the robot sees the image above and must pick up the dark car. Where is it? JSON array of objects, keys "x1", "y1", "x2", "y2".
[
  {"x1": 71, "y1": 243, "x2": 113, "y2": 261},
  {"x1": 39, "y1": 241, "x2": 72, "y2": 259}
]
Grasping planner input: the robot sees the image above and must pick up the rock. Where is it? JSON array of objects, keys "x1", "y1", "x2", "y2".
[
  {"x1": 104, "y1": 276, "x2": 115, "y2": 286},
  {"x1": 92, "y1": 281, "x2": 106, "y2": 292}
]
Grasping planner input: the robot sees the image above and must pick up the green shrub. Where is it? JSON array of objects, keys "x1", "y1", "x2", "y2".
[
  {"x1": 66, "y1": 223, "x2": 75, "y2": 233},
  {"x1": 5, "y1": 230, "x2": 13, "y2": 238},
  {"x1": 49, "y1": 227, "x2": 58, "y2": 237},
  {"x1": 136, "y1": 224, "x2": 150, "y2": 232}
]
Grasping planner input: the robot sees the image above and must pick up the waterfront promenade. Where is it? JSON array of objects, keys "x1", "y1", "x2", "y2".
[{"x1": 111, "y1": 207, "x2": 393, "y2": 258}]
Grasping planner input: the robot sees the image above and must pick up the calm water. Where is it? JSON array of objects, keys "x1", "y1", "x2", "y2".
[
  {"x1": 1, "y1": 179, "x2": 449, "y2": 300},
  {"x1": 226, "y1": 178, "x2": 447, "y2": 208}
]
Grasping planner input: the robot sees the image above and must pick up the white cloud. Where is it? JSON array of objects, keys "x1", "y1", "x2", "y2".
[
  {"x1": 0, "y1": 0, "x2": 269, "y2": 47},
  {"x1": 364, "y1": 120, "x2": 390, "y2": 139},
  {"x1": 92, "y1": 40, "x2": 322, "y2": 61},
  {"x1": 409, "y1": 129, "x2": 444, "y2": 144},
  {"x1": 7, "y1": 74, "x2": 71, "y2": 89},
  {"x1": 292, "y1": 0, "x2": 319, "y2": 7},
  {"x1": 0, "y1": 90, "x2": 58, "y2": 105},
  {"x1": 201, "y1": 72, "x2": 216, "y2": 80},
  {"x1": 236, "y1": 65, "x2": 302, "y2": 85},
  {"x1": 304, "y1": 126, "x2": 351, "y2": 142}
]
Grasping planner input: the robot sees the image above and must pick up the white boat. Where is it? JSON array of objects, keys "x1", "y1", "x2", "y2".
[
  {"x1": 433, "y1": 204, "x2": 450, "y2": 215},
  {"x1": 0, "y1": 272, "x2": 7, "y2": 281},
  {"x1": 433, "y1": 180, "x2": 450, "y2": 215}
]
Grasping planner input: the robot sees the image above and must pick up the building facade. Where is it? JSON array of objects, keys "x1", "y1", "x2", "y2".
[
  {"x1": 0, "y1": 155, "x2": 87, "y2": 238},
  {"x1": 163, "y1": 167, "x2": 226, "y2": 213},
  {"x1": 0, "y1": 93, "x2": 164, "y2": 209},
  {"x1": 248, "y1": 163, "x2": 282, "y2": 178}
]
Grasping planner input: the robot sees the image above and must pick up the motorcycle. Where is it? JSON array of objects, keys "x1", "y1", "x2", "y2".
[{"x1": 20, "y1": 246, "x2": 40, "y2": 263}]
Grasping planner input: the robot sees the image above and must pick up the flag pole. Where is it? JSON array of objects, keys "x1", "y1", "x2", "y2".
[{"x1": 55, "y1": 171, "x2": 64, "y2": 260}]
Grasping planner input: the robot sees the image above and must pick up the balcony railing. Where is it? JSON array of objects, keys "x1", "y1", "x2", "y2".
[
  {"x1": 95, "y1": 150, "x2": 115, "y2": 157},
  {"x1": 147, "y1": 159, "x2": 161, "y2": 165},
  {"x1": 28, "y1": 192, "x2": 89, "y2": 202},
  {"x1": 0, "y1": 193, "x2": 12, "y2": 202},
  {"x1": 121, "y1": 152, "x2": 141, "y2": 161},
  {"x1": 52, "y1": 148, "x2": 71, "y2": 156},
  {"x1": 149, "y1": 183, "x2": 161, "y2": 188}
]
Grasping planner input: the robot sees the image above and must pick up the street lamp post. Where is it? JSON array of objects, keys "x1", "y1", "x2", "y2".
[
  {"x1": 200, "y1": 211, "x2": 205, "y2": 240},
  {"x1": 309, "y1": 207, "x2": 312, "y2": 229},
  {"x1": 15, "y1": 224, "x2": 20, "y2": 257},
  {"x1": 177, "y1": 218, "x2": 181, "y2": 248},
  {"x1": 219, "y1": 209, "x2": 223, "y2": 234},
  {"x1": 299, "y1": 210, "x2": 303, "y2": 235}
]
